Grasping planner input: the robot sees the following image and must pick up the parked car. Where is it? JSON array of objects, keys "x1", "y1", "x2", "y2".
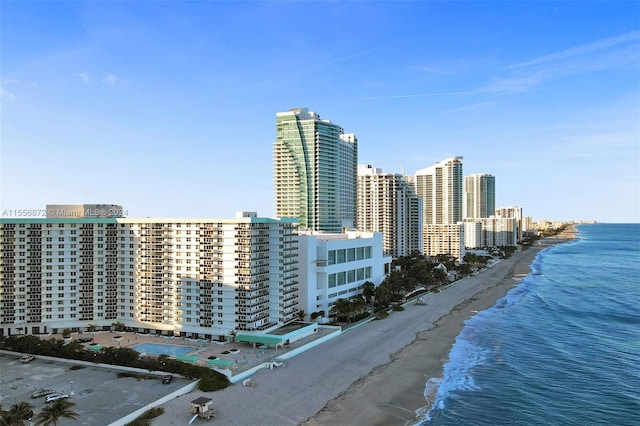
[
  {"x1": 20, "y1": 355, "x2": 35, "y2": 363},
  {"x1": 31, "y1": 388, "x2": 56, "y2": 398},
  {"x1": 45, "y1": 393, "x2": 69, "y2": 403},
  {"x1": 162, "y1": 375, "x2": 173, "y2": 384}
]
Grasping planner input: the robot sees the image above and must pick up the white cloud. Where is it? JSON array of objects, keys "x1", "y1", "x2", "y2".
[
  {"x1": 505, "y1": 30, "x2": 640, "y2": 70},
  {"x1": 1, "y1": 87, "x2": 16, "y2": 102},
  {"x1": 102, "y1": 74, "x2": 117, "y2": 87},
  {"x1": 76, "y1": 72, "x2": 90, "y2": 85},
  {"x1": 409, "y1": 64, "x2": 449, "y2": 74},
  {"x1": 365, "y1": 90, "x2": 477, "y2": 100},
  {"x1": 477, "y1": 71, "x2": 547, "y2": 95},
  {"x1": 370, "y1": 31, "x2": 640, "y2": 102}
]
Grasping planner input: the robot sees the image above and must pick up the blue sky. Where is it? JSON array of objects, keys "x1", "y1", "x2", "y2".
[{"x1": 1, "y1": 1, "x2": 639, "y2": 223}]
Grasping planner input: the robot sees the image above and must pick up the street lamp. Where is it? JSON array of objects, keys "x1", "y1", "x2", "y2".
[{"x1": 70, "y1": 380, "x2": 74, "y2": 396}]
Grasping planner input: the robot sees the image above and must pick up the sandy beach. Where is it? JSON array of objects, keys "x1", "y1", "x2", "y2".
[{"x1": 153, "y1": 232, "x2": 575, "y2": 426}]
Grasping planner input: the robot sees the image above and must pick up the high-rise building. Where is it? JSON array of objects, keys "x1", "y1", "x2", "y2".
[
  {"x1": 495, "y1": 206, "x2": 524, "y2": 242},
  {"x1": 463, "y1": 219, "x2": 483, "y2": 248},
  {"x1": 414, "y1": 157, "x2": 464, "y2": 258},
  {"x1": 356, "y1": 164, "x2": 422, "y2": 258},
  {"x1": 274, "y1": 108, "x2": 357, "y2": 233},
  {"x1": 423, "y1": 224, "x2": 465, "y2": 258},
  {"x1": 415, "y1": 157, "x2": 464, "y2": 225},
  {"x1": 464, "y1": 174, "x2": 495, "y2": 219},
  {"x1": 0, "y1": 211, "x2": 299, "y2": 338},
  {"x1": 481, "y1": 216, "x2": 518, "y2": 246},
  {"x1": 463, "y1": 216, "x2": 518, "y2": 248}
]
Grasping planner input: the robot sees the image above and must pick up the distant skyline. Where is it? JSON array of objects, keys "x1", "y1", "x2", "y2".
[{"x1": 1, "y1": 1, "x2": 639, "y2": 223}]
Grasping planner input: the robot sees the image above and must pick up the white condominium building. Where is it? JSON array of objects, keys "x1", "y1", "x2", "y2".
[
  {"x1": 481, "y1": 216, "x2": 518, "y2": 247},
  {"x1": 0, "y1": 212, "x2": 299, "y2": 340},
  {"x1": 463, "y1": 217, "x2": 518, "y2": 248},
  {"x1": 495, "y1": 206, "x2": 524, "y2": 242},
  {"x1": 296, "y1": 230, "x2": 391, "y2": 323},
  {"x1": 356, "y1": 164, "x2": 422, "y2": 258},
  {"x1": 463, "y1": 220, "x2": 483, "y2": 249},
  {"x1": 274, "y1": 108, "x2": 358, "y2": 233},
  {"x1": 415, "y1": 157, "x2": 464, "y2": 258},
  {"x1": 423, "y1": 224, "x2": 464, "y2": 260},
  {"x1": 414, "y1": 157, "x2": 464, "y2": 226},
  {"x1": 464, "y1": 174, "x2": 496, "y2": 219}
]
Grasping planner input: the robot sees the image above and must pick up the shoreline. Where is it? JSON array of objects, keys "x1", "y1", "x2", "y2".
[
  {"x1": 153, "y1": 229, "x2": 576, "y2": 425},
  {"x1": 303, "y1": 230, "x2": 577, "y2": 426}
]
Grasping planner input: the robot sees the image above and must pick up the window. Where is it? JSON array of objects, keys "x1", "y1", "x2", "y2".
[
  {"x1": 328, "y1": 274, "x2": 336, "y2": 288},
  {"x1": 336, "y1": 249, "x2": 345, "y2": 264},
  {"x1": 347, "y1": 248, "x2": 355, "y2": 262}
]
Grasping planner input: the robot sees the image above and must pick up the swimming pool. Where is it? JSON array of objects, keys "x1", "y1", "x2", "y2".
[{"x1": 131, "y1": 342, "x2": 196, "y2": 357}]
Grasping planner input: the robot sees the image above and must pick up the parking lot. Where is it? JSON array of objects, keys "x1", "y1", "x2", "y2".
[{"x1": 0, "y1": 353, "x2": 192, "y2": 425}]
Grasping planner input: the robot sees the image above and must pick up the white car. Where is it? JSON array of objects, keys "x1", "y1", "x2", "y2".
[
  {"x1": 31, "y1": 388, "x2": 56, "y2": 398},
  {"x1": 20, "y1": 355, "x2": 35, "y2": 363},
  {"x1": 45, "y1": 393, "x2": 69, "y2": 403}
]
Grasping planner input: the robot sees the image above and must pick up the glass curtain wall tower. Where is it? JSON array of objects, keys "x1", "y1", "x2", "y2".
[
  {"x1": 464, "y1": 173, "x2": 496, "y2": 219},
  {"x1": 274, "y1": 108, "x2": 357, "y2": 233}
]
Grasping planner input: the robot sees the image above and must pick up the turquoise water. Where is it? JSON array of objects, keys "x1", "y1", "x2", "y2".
[
  {"x1": 132, "y1": 342, "x2": 196, "y2": 356},
  {"x1": 420, "y1": 223, "x2": 640, "y2": 425}
]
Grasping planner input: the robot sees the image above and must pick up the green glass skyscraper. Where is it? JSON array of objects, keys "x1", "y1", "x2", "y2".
[{"x1": 274, "y1": 108, "x2": 357, "y2": 233}]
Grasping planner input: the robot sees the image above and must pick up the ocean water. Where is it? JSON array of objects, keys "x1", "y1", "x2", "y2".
[{"x1": 419, "y1": 224, "x2": 640, "y2": 426}]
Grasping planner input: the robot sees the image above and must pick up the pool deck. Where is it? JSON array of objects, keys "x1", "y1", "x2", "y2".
[{"x1": 41, "y1": 327, "x2": 339, "y2": 378}]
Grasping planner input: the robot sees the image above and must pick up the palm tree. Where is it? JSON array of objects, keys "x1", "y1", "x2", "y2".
[
  {"x1": 87, "y1": 324, "x2": 98, "y2": 341},
  {"x1": 362, "y1": 281, "x2": 375, "y2": 304},
  {"x1": 1, "y1": 401, "x2": 34, "y2": 426},
  {"x1": 332, "y1": 298, "x2": 354, "y2": 323},
  {"x1": 432, "y1": 268, "x2": 448, "y2": 286},
  {"x1": 374, "y1": 284, "x2": 391, "y2": 308},
  {"x1": 111, "y1": 322, "x2": 125, "y2": 332},
  {"x1": 35, "y1": 399, "x2": 78, "y2": 426},
  {"x1": 351, "y1": 297, "x2": 366, "y2": 318}
]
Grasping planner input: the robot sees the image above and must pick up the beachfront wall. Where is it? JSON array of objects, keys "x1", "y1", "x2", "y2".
[{"x1": 296, "y1": 231, "x2": 392, "y2": 322}]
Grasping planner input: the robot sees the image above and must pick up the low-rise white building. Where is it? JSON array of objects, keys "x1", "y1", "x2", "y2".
[{"x1": 296, "y1": 230, "x2": 392, "y2": 323}]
